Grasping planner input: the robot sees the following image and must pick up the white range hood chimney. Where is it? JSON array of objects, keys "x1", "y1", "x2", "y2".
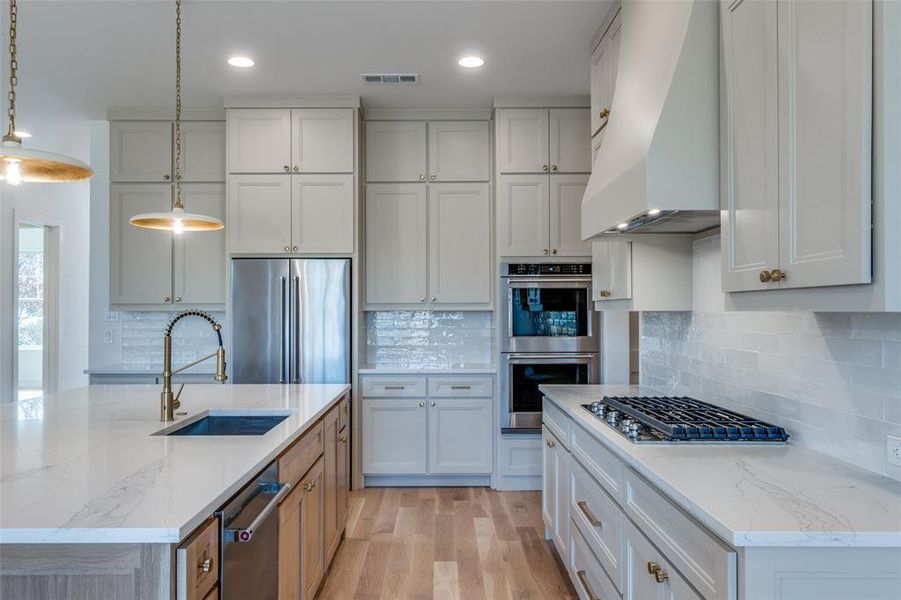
[{"x1": 581, "y1": 0, "x2": 719, "y2": 238}]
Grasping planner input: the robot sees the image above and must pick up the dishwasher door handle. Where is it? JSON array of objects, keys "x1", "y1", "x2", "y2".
[{"x1": 229, "y1": 482, "x2": 291, "y2": 543}]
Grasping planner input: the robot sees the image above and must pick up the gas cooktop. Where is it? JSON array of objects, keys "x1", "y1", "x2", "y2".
[{"x1": 581, "y1": 396, "x2": 790, "y2": 444}]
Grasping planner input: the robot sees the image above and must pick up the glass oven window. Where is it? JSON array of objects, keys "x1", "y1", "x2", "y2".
[
  {"x1": 510, "y1": 287, "x2": 588, "y2": 337},
  {"x1": 511, "y1": 363, "x2": 589, "y2": 413}
]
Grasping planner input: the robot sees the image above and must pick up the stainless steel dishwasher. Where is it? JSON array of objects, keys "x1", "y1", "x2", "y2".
[{"x1": 217, "y1": 463, "x2": 290, "y2": 600}]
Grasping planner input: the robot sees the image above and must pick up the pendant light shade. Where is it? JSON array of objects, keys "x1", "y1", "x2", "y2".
[
  {"x1": 1, "y1": 0, "x2": 94, "y2": 185},
  {"x1": 129, "y1": 0, "x2": 223, "y2": 234}
]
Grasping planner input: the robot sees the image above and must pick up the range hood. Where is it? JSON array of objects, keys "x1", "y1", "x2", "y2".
[{"x1": 581, "y1": 0, "x2": 719, "y2": 237}]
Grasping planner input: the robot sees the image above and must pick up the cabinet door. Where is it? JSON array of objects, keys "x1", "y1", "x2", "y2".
[
  {"x1": 181, "y1": 122, "x2": 226, "y2": 182},
  {"x1": 301, "y1": 457, "x2": 325, "y2": 600},
  {"x1": 427, "y1": 398, "x2": 492, "y2": 474},
  {"x1": 428, "y1": 183, "x2": 491, "y2": 306},
  {"x1": 173, "y1": 184, "x2": 226, "y2": 306},
  {"x1": 292, "y1": 174, "x2": 354, "y2": 253},
  {"x1": 541, "y1": 427, "x2": 557, "y2": 538},
  {"x1": 227, "y1": 109, "x2": 291, "y2": 173},
  {"x1": 497, "y1": 174, "x2": 550, "y2": 257},
  {"x1": 776, "y1": 0, "x2": 872, "y2": 289},
  {"x1": 291, "y1": 109, "x2": 354, "y2": 173},
  {"x1": 427, "y1": 121, "x2": 490, "y2": 181},
  {"x1": 720, "y1": 0, "x2": 780, "y2": 292},
  {"x1": 336, "y1": 416, "x2": 349, "y2": 532},
  {"x1": 550, "y1": 174, "x2": 591, "y2": 256},
  {"x1": 227, "y1": 175, "x2": 292, "y2": 253},
  {"x1": 592, "y1": 238, "x2": 632, "y2": 301},
  {"x1": 323, "y1": 407, "x2": 339, "y2": 564},
  {"x1": 549, "y1": 109, "x2": 591, "y2": 174},
  {"x1": 625, "y1": 520, "x2": 702, "y2": 600},
  {"x1": 553, "y1": 443, "x2": 570, "y2": 561},
  {"x1": 110, "y1": 121, "x2": 172, "y2": 183},
  {"x1": 497, "y1": 109, "x2": 549, "y2": 173},
  {"x1": 110, "y1": 184, "x2": 173, "y2": 306},
  {"x1": 365, "y1": 184, "x2": 427, "y2": 305},
  {"x1": 590, "y1": 39, "x2": 610, "y2": 139},
  {"x1": 604, "y1": 11, "x2": 623, "y2": 117},
  {"x1": 362, "y1": 398, "x2": 427, "y2": 474},
  {"x1": 365, "y1": 121, "x2": 427, "y2": 182},
  {"x1": 278, "y1": 481, "x2": 303, "y2": 600}
]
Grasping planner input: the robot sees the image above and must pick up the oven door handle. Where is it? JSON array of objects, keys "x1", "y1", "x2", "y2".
[
  {"x1": 504, "y1": 277, "x2": 593, "y2": 284},
  {"x1": 506, "y1": 353, "x2": 596, "y2": 362}
]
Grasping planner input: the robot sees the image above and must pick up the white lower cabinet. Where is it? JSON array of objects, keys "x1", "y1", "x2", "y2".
[
  {"x1": 362, "y1": 375, "x2": 493, "y2": 478},
  {"x1": 625, "y1": 519, "x2": 702, "y2": 600},
  {"x1": 570, "y1": 523, "x2": 622, "y2": 600},
  {"x1": 542, "y1": 427, "x2": 570, "y2": 561}
]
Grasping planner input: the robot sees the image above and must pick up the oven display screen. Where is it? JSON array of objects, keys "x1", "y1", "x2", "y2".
[
  {"x1": 510, "y1": 288, "x2": 588, "y2": 337},
  {"x1": 511, "y1": 363, "x2": 589, "y2": 413}
]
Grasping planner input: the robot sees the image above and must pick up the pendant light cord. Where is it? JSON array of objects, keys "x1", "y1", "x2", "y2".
[
  {"x1": 4, "y1": 0, "x2": 19, "y2": 143},
  {"x1": 173, "y1": 0, "x2": 184, "y2": 210}
]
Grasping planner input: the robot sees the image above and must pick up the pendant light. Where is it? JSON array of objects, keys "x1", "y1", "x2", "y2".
[
  {"x1": 129, "y1": 0, "x2": 223, "y2": 233},
  {"x1": 0, "y1": 0, "x2": 93, "y2": 184}
]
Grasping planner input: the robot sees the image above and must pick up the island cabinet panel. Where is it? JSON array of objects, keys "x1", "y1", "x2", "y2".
[
  {"x1": 176, "y1": 517, "x2": 219, "y2": 600},
  {"x1": 279, "y1": 455, "x2": 325, "y2": 600},
  {"x1": 336, "y1": 415, "x2": 350, "y2": 531},
  {"x1": 323, "y1": 405, "x2": 341, "y2": 563},
  {"x1": 279, "y1": 421, "x2": 324, "y2": 488}
]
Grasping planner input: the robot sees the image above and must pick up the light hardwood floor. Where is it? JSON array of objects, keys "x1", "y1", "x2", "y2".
[{"x1": 316, "y1": 487, "x2": 577, "y2": 600}]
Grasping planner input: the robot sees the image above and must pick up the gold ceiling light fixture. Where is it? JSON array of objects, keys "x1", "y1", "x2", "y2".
[
  {"x1": 130, "y1": 0, "x2": 223, "y2": 233},
  {"x1": 0, "y1": 0, "x2": 93, "y2": 185}
]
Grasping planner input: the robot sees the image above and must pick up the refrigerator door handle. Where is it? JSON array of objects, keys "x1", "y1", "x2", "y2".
[
  {"x1": 293, "y1": 275, "x2": 302, "y2": 384},
  {"x1": 279, "y1": 276, "x2": 287, "y2": 384}
]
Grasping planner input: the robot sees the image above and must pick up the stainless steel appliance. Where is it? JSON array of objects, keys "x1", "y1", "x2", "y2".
[
  {"x1": 218, "y1": 463, "x2": 291, "y2": 600},
  {"x1": 231, "y1": 258, "x2": 350, "y2": 384},
  {"x1": 500, "y1": 263, "x2": 600, "y2": 432},
  {"x1": 582, "y1": 396, "x2": 790, "y2": 444}
]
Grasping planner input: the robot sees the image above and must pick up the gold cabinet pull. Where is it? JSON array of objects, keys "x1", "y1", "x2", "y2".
[
  {"x1": 542, "y1": 164, "x2": 549, "y2": 171},
  {"x1": 543, "y1": 248, "x2": 549, "y2": 255},
  {"x1": 418, "y1": 174, "x2": 425, "y2": 181},
  {"x1": 647, "y1": 561, "x2": 669, "y2": 583},
  {"x1": 599, "y1": 108, "x2": 610, "y2": 120},
  {"x1": 546, "y1": 438, "x2": 556, "y2": 448},
  {"x1": 770, "y1": 268, "x2": 787, "y2": 282},
  {"x1": 759, "y1": 270, "x2": 772, "y2": 283},
  {"x1": 339, "y1": 435, "x2": 347, "y2": 443},
  {"x1": 551, "y1": 165, "x2": 559, "y2": 172},
  {"x1": 599, "y1": 289, "x2": 612, "y2": 298},
  {"x1": 293, "y1": 165, "x2": 300, "y2": 172},
  {"x1": 384, "y1": 385, "x2": 405, "y2": 390},
  {"x1": 576, "y1": 501, "x2": 602, "y2": 528},
  {"x1": 450, "y1": 385, "x2": 471, "y2": 390},
  {"x1": 302, "y1": 480, "x2": 316, "y2": 492},
  {"x1": 576, "y1": 571, "x2": 599, "y2": 600},
  {"x1": 199, "y1": 557, "x2": 213, "y2": 573}
]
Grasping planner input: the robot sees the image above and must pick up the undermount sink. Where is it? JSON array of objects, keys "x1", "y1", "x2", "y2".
[{"x1": 155, "y1": 413, "x2": 290, "y2": 436}]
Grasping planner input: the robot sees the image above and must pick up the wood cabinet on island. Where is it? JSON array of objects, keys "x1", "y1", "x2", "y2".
[{"x1": 0, "y1": 384, "x2": 350, "y2": 600}]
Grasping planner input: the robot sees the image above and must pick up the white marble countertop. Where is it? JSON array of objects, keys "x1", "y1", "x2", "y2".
[
  {"x1": 0, "y1": 383, "x2": 349, "y2": 544},
  {"x1": 358, "y1": 365, "x2": 496, "y2": 374},
  {"x1": 540, "y1": 384, "x2": 901, "y2": 548}
]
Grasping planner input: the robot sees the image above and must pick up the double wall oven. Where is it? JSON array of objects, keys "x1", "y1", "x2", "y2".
[{"x1": 501, "y1": 263, "x2": 600, "y2": 432}]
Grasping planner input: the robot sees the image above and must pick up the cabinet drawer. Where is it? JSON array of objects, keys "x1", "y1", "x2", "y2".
[
  {"x1": 338, "y1": 396, "x2": 349, "y2": 432},
  {"x1": 569, "y1": 458, "x2": 625, "y2": 593},
  {"x1": 624, "y1": 469, "x2": 736, "y2": 600},
  {"x1": 569, "y1": 522, "x2": 621, "y2": 600},
  {"x1": 427, "y1": 375, "x2": 492, "y2": 397},
  {"x1": 542, "y1": 397, "x2": 571, "y2": 446},
  {"x1": 279, "y1": 422, "x2": 324, "y2": 487},
  {"x1": 361, "y1": 376, "x2": 427, "y2": 397},
  {"x1": 176, "y1": 517, "x2": 219, "y2": 600},
  {"x1": 570, "y1": 422, "x2": 625, "y2": 502}
]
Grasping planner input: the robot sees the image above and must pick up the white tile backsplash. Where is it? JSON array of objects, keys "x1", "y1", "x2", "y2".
[
  {"x1": 641, "y1": 234, "x2": 901, "y2": 481},
  {"x1": 365, "y1": 311, "x2": 493, "y2": 369},
  {"x1": 119, "y1": 311, "x2": 226, "y2": 372}
]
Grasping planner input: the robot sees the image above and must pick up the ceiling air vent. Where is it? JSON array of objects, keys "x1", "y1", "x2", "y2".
[{"x1": 361, "y1": 73, "x2": 419, "y2": 85}]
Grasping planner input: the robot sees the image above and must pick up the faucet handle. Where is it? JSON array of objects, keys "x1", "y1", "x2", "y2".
[{"x1": 173, "y1": 383, "x2": 185, "y2": 409}]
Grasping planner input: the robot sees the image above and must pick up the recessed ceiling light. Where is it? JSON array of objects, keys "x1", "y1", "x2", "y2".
[
  {"x1": 227, "y1": 56, "x2": 255, "y2": 68},
  {"x1": 14, "y1": 131, "x2": 31, "y2": 138},
  {"x1": 458, "y1": 56, "x2": 485, "y2": 69}
]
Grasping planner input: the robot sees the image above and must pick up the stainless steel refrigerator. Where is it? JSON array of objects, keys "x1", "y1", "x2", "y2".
[{"x1": 230, "y1": 258, "x2": 350, "y2": 384}]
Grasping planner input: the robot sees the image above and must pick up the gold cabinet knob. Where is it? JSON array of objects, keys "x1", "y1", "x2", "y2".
[
  {"x1": 293, "y1": 165, "x2": 299, "y2": 172},
  {"x1": 174, "y1": 297, "x2": 181, "y2": 303},
  {"x1": 543, "y1": 249, "x2": 549, "y2": 255},
  {"x1": 418, "y1": 174, "x2": 425, "y2": 181},
  {"x1": 759, "y1": 270, "x2": 772, "y2": 283},
  {"x1": 599, "y1": 108, "x2": 610, "y2": 119},
  {"x1": 339, "y1": 435, "x2": 347, "y2": 443},
  {"x1": 647, "y1": 562, "x2": 659, "y2": 575},
  {"x1": 163, "y1": 174, "x2": 171, "y2": 181},
  {"x1": 771, "y1": 269, "x2": 787, "y2": 282},
  {"x1": 302, "y1": 480, "x2": 316, "y2": 492},
  {"x1": 599, "y1": 290, "x2": 612, "y2": 298},
  {"x1": 429, "y1": 174, "x2": 436, "y2": 181},
  {"x1": 419, "y1": 401, "x2": 425, "y2": 407},
  {"x1": 551, "y1": 165, "x2": 559, "y2": 172},
  {"x1": 552, "y1": 248, "x2": 558, "y2": 255},
  {"x1": 546, "y1": 439, "x2": 555, "y2": 448},
  {"x1": 655, "y1": 569, "x2": 669, "y2": 583},
  {"x1": 283, "y1": 165, "x2": 290, "y2": 172},
  {"x1": 284, "y1": 246, "x2": 290, "y2": 252},
  {"x1": 163, "y1": 296, "x2": 171, "y2": 303},
  {"x1": 292, "y1": 245, "x2": 298, "y2": 251},
  {"x1": 200, "y1": 557, "x2": 213, "y2": 574},
  {"x1": 542, "y1": 164, "x2": 549, "y2": 171}
]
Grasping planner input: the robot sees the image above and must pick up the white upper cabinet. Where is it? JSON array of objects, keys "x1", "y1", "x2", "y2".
[
  {"x1": 174, "y1": 184, "x2": 226, "y2": 305},
  {"x1": 590, "y1": 9, "x2": 622, "y2": 138},
  {"x1": 227, "y1": 175, "x2": 293, "y2": 253},
  {"x1": 721, "y1": 0, "x2": 780, "y2": 292},
  {"x1": 365, "y1": 184, "x2": 428, "y2": 305},
  {"x1": 428, "y1": 183, "x2": 491, "y2": 306},
  {"x1": 550, "y1": 174, "x2": 592, "y2": 256},
  {"x1": 427, "y1": 121, "x2": 490, "y2": 181},
  {"x1": 110, "y1": 122, "x2": 172, "y2": 183},
  {"x1": 227, "y1": 109, "x2": 292, "y2": 173},
  {"x1": 549, "y1": 109, "x2": 591, "y2": 173},
  {"x1": 180, "y1": 122, "x2": 226, "y2": 182},
  {"x1": 497, "y1": 109, "x2": 550, "y2": 173},
  {"x1": 721, "y1": 0, "x2": 872, "y2": 292},
  {"x1": 292, "y1": 174, "x2": 354, "y2": 253},
  {"x1": 365, "y1": 121, "x2": 427, "y2": 182},
  {"x1": 776, "y1": 0, "x2": 872, "y2": 289},
  {"x1": 291, "y1": 109, "x2": 354, "y2": 173},
  {"x1": 497, "y1": 174, "x2": 550, "y2": 256},
  {"x1": 110, "y1": 184, "x2": 173, "y2": 305},
  {"x1": 592, "y1": 238, "x2": 632, "y2": 302}
]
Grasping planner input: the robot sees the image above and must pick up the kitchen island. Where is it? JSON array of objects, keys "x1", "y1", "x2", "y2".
[
  {"x1": 0, "y1": 383, "x2": 351, "y2": 599},
  {"x1": 539, "y1": 384, "x2": 901, "y2": 600}
]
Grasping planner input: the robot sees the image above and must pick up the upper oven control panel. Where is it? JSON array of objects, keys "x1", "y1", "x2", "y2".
[{"x1": 505, "y1": 263, "x2": 591, "y2": 276}]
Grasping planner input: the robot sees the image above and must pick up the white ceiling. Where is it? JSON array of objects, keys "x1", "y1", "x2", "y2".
[{"x1": 4, "y1": 0, "x2": 612, "y2": 122}]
